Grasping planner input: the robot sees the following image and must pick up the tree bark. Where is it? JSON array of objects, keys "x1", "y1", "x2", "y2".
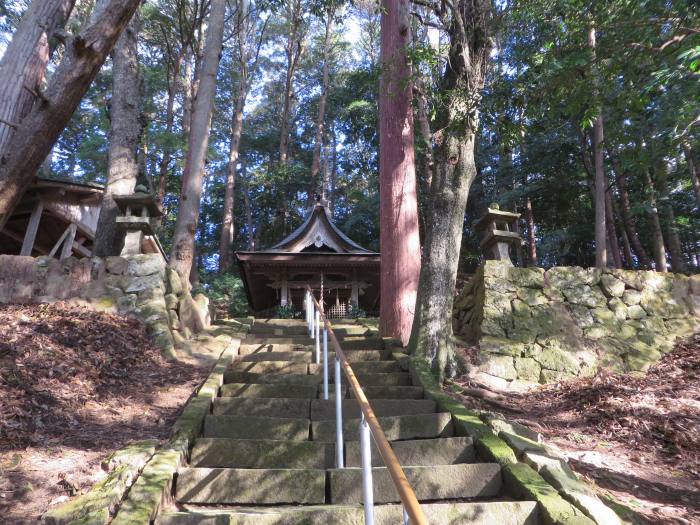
[
  {"x1": 588, "y1": 24, "x2": 607, "y2": 269},
  {"x1": 525, "y1": 197, "x2": 538, "y2": 266},
  {"x1": 0, "y1": 0, "x2": 76, "y2": 160},
  {"x1": 278, "y1": 0, "x2": 304, "y2": 167},
  {"x1": 414, "y1": 76, "x2": 434, "y2": 195},
  {"x1": 379, "y1": 0, "x2": 421, "y2": 346},
  {"x1": 643, "y1": 168, "x2": 668, "y2": 272},
  {"x1": 0, "y1": 0, "x2": 142, "y2": 229},
  {"x1": 169, "y1": 0, "x2": 226, "y2": 285},
  {"x1": 308, "y1": 8, "x2": 333, "y2": 204},
  {"x1": 409, "y1": 0, "x2": 492, "y2": 379},
  {"x1": 656, "y1": 163, "x2": 687, "y2": 273},
  {"x1": 682, "y1": 142, "x2": 700, "y2": 209},
  {"x1": 604, "y1": 189, "x2": 622, "y2": 269},
  {"x1": 156, "y1": 50, "x2": 184, "y2": 209},
  {"x1": 93, "y1": 14, "x2": 140, "y2": 256}
]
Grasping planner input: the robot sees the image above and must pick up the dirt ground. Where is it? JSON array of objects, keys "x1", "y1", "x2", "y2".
[
  {"x1": 453, "y1": 333, "x2": 700, "y2": 525},
  {"x1": 0, "y1": 303, "x2": 210, "y2": 524}
]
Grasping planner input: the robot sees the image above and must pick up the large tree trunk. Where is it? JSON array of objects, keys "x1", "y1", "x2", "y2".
[
  {"x1": 379, "y1": 0, "x2": 420, "y2": 346},
  {"x1": 682, "y1": 142, "x2": 700, "y2": 209},
  {"x1": 410, "y1": 0, "x2": 492, "y2": 379},
  {"x1": 604, "y1": 190, "x2": 623, "y2": 269},
  {"x1": 643, "y1": 168, "x2": 668, "y2": 272},
  {"x1": 219, "y1": 80, "x2": 247, "y2": 272},
  {"x1": 93, "y1": 14, "x2": 140, "y2": 256},
  {"x1": 414, "y1": 76, "x2": 434, "y2": 196},
  {"x1": 608, "y1": 152, "x2": 652, "y2": 268},
  {"x1": 588, "y1": 24, "x2": 607, "y2": 268},
  {"x1": 0, "y1": 0, "x2": 142, "y2": 229},
  {"x1": 656, "y1": 163, "x2": 687, "y2": 273},
  {"x1": 308, "y1": 8, "x2": 333, "y2": 204},
  {"x1": 278, "y1": 0, "x2": 304, "y2": 167},
  {"x1": 169, "y1": 0, "x2": 226, "y2": 285},
  {"x1": 0, "y1": 0, "x2": 76, "y2": 160},
  {"x1": 525, "y1": 197, "x2": 538, "y2": 266},
  {"x1": 156, "y1": 50, "x2": 184, "y2": 209}
]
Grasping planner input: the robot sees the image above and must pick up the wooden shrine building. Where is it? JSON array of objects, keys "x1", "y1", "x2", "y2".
[{"x1": 236, "y1": 201, "x2": 380, "y2": 317}]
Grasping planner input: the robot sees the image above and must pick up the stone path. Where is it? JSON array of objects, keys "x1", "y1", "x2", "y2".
[{"x1": 156, "y1": 319, "x2": 541, "y2": 524}]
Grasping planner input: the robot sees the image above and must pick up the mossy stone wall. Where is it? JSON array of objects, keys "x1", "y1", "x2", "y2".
[{"x1": 453, "y1": 261, "x2": 699, "y2": 385}]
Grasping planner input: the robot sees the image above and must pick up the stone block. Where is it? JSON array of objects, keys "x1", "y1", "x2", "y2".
[
  {"x1": 480, "y1": 336, "x2": 525, "y2": 357},
  {"x1": 518, "y1": 287, "x2": 549, "y2": 306},
  {"x1": 126, "y1": 254, "x2": 166, "y2": 277},
  {"x1": 600, "y1": 274, "x2": 625, "y2": 298},
  {"x1": 105, "y1": 256, "x2": 128, "y2": 275},
  {"x1": 621, "y1": 290, "x2": 641, "y2": 306},
  {"x1": 510, "y1": 267, "x2": 545, "y2": 288},
  {"x1": 562, "y1": 285, "x2": 606, "y2": 308},
  {"x1": 179, "y1": 294, "x2": 206, "y2": 334},
  {"x1": 193, "y1": 293, "x2": 211, "y2": 328},
  {"x1": 548, "y1": 267, "x2": 601, "y2": 288},
  {"x1": 569, "y1": 304, "x2": 594, "y2": 327},
  {"x1": 480, "y1": 355, "x2": 517, "y2": 380},
  {"x1": 166, "y1": 266, "x2": 183, "y2": 295},
  {"x1": 515, "y1": 357, "x2": 541, "y2": 382},
  {"x1": 511, "y1": 298, "x2": 532, "y2": 317},
  {"x1": 607, "y1": 298, "x2": 627, "y2": 322},
  {"x1": 626, "y1": 304, "x2": 646, "y2": 319},
  {"x1": 124, "y1": 273, "x2": 165, "y2": 294}
]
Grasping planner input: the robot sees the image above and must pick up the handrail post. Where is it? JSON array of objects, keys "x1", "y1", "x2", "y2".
[
  {"x1": 315, "y1": 307, "x2": 320, "y2": 364},
  {"x1": 335, "y1": 355, "x2": 344, "y2": 468},
  {"x1": 306, "y1": 290, "x2": 311, "y2": 335},
  {"x1": 360, "y1": 414, "x2": 374, "y2": 525},
  {"x1": 403, "y1": 507, "x2": 410, "y2": 525},
  {"x1": 323, "y1": 326, "x2": 329, "y2": 400}
]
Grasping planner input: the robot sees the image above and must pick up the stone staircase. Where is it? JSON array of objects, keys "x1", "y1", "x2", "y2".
[{"x1": 156, "y1": 319, "x2": 541, "y2": 524}]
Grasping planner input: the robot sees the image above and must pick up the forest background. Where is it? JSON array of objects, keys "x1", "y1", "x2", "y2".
[{"x1": 0, "y1": 0, "x2": 697, "y2": 316}]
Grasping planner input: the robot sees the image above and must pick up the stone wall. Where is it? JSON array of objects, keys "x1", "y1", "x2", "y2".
[
  {"x1": 0, "y1": 255, "x2": 211, "y2": 357},
  {"x1": 453, "y1": 261, "x2": 700, "y2": 386}
]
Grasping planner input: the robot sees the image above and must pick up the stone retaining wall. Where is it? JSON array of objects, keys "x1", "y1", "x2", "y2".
[
  {"x1": 453, "y1": 261, "x2": 700, "y2": 385},
  {"x1": 0, "y1": 255, "x2": 211, "y2": 357}
]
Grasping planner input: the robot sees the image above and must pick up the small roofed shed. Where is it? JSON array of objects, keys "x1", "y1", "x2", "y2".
[{"x1": 236, "y1": 202, "x2": 380, "y2": 317}]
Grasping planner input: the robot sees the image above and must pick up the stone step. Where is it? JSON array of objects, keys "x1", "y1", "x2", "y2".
[
  {"x1": 239, "y1": 349, "x2": 390, "y2": 363},
  {"x1": 244, "y1": 336, "x2": 383, "y2": 350},
  {"x1": 329, "y1": 463, "x2": 502, "y2": 504},
  {"x1": 203, "y1": 415, "x2": 309, "y2": 441},
  {"x1": 239, "y1": 343, "x2": 311, "y2": 355},
  {"x1": 219, "y1": 383, "x2": 316, "y2": 399},
  {"x1": 156, "y1": 501, "x2": 540, "y2": 525},
  {"x1": 252, "y1": 325, "x2": 371, "y2": 337},
  {"x1": 176, "y1": 467, "x2": 325, "y2": 505},
  {"x1": 191, "y1": 438, "x2": 334, "y2": 469},
  {"x1": 224, "y1": 371, "x2": 411, "y2": 387},
  {"x1": 312, "y1": 412, "x2": 454, "y2": 442},
  {"x1": 308, "y1": 360, "x2": 401, "y2": 374},
  {"x1": 345, "y1": 436, "x2": 474, "y2": 467},
  {"x1": 309, "y1": 399, "x2": 436, "y2": 420},
  {"x1": 227, "y1": 361, "x2": 309, "y2": 374},
  {"x1": 318, "y1": 385, "x2": 425, "y2": 400},
  {"x1": 212, "y1": 398, "x2": 310, "y2": 418}
]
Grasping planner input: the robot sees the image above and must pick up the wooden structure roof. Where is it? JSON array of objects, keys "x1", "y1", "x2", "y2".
[{"x1": 236, "y1": 202, "x2": 380, "y2": 314}]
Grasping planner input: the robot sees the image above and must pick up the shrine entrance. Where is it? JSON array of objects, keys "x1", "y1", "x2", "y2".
[{"x1": 236, "y1": 200, "x2": 380, "y2": 317}]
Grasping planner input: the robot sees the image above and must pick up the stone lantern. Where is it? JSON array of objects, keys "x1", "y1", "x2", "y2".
[
  {"x1": 475, "y1": 204, "x2": 523, "y2": 264},
  {"x1": 113, "y1": 185, "x2": 164, "y2": 256}
]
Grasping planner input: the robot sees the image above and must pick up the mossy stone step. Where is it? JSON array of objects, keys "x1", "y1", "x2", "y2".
[
  {"x1": 176, "y1": 467, "x2": 325, "y2": 504},
  {"x1": 309, "y1": 399, "x2": 436, "y2": 420},
  {"x1": 224, "y1": 371, "x2": 411, "y2": 387},
  {"x1": 191, "y1": 438, "x2": 334, "y2": 469},
  {"x1": 308, "y1": 360, "x2": 401, "y2": 374},
  {"x1": 319, "y1": 385, "x2": 425, "y2": 400},
  {"x1": 212, "y1": 397, "x2": 310, "y2": 418},
  {"x1": 239, "y1": 343, "x2": 311, "y2": 355},
  {"x1": 203, "y1": 415, "x2": 309, "y2": 441},
  {"x1": 345, "y1": 436, "x2": 475, "y2": 467},
  {"x1": 239, "y1": 351, "x2": 313, "y2": 363},
  {"x1": 227, "y1": 361, "x2": 309, "y2": 374},
  {"x1": 252, "y1": 325, "x2": 371, "y2": 336},
  {"x1": 244, "y1": 336, "x2": 383, "y2": 350},
  {"x1": 156, "y1": 501, "x2": 539, "y2": 525},
  {"x1": 312, "y1": 412, "x2": 454, "y2": 442},
  {"x1": 219, "y1": 383, "x2": 316, "y2": 399},
  {"x1": 329, "y1": 463, "x2": 502, "y2": 504}
]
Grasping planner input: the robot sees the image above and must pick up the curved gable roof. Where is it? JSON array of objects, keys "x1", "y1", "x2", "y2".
[{"x1": 266, "y1": 203, "x2": 375, "y2": 254}]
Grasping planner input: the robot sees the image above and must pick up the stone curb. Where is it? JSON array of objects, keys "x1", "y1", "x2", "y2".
[
  {"x1": 408, "y1": 355, "x2": 620, "y2": 525},
  {"x1": 42, "y1": 327, "x2": 245, "y2": 525}
]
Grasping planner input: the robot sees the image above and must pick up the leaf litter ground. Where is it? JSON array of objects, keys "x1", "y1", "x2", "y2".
[
  {"x1": 453, "y1": 333, "x2": 700, "y2": 525},
  {"x1": 0, "y1": 302, "x2": 210, "y2": 523}
]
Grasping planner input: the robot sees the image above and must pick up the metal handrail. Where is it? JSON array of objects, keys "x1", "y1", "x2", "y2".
[{"x1": 305, "y1": 286, "x2": 428, "y2": 525}]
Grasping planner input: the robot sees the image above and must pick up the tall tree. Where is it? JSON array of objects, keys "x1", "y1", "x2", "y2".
[
  {"x1": 219, "y1": 0, "x2": 266, "y2": 272},
  {"x1": 379, "y1": 0, "x2": 420, "y2": 346},
  {"x1": 308, "y1": 6, "x2": 334, "y2": 204},
  {"x1": 278, "y1": 0, "x2": 305, "y2": 167},
  {"x1": 170, "y1": 0, "x2": 226, "y2": 284},
  {"x1": 0, "y1": 0, "x2": 142, "y2": 230},
  {"x1": 410, "y1": 0, "x2": 494, "y2": 378},
  {"x1": 93, "y1": 14, "x2": 141, "y2": 256},
  {"x1": 0, "y1": 0, "x2": 76, "y2": 159}
]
